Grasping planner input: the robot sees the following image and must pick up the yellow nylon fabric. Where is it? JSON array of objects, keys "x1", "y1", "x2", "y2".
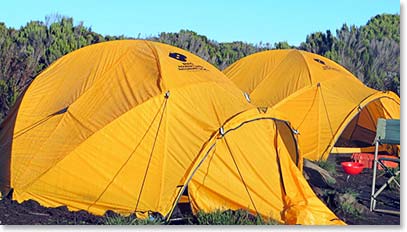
[
  {"x1": 224, "y1": 49, "x2": 400, "y2": 161},
  {"x1": 188, "y1": 109, "x2": 344, "y2": 225}
]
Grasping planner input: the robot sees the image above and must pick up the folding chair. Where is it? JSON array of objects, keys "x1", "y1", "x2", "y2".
[{"x1": 370, "y1": 118, "x2": 400, "y2": 215}]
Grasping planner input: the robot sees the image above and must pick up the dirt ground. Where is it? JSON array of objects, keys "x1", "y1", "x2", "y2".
[
  {"x1": 0, "y1": 153, "x2": 400, "y2": 225},
  {"x1": 316, "y1": 154, "x2": 400, "y2": 225}
]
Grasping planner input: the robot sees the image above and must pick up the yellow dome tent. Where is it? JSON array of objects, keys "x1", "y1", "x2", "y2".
[
  {"x1": 0, "y1": 41, "x2": 343, "y2": 225},
  {"x1": 188, "y1": 108, "x2": 344, "y2": 225},
  {"x1": 224, "y1": 49, "x2": 400, "y2": 161}
]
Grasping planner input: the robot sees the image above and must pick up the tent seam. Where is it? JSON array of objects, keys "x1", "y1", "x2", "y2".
[
  {"x1": 144, "y1": 40, "x2": 165, "y2": 91},
  {"x1": 248, "y1": 49, "x2": 295, "y2": 97},
  {"x1": 297, "y1": 50, "x2": 313, "y2": 85}
]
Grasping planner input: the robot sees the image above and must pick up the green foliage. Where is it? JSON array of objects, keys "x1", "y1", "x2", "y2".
[
  {"x1": 195, "y1": 209, "x2": 279, "y2": 225},
  {"x1": 315, "y1": 160, "x2": 337, "y2": 176},
  {"x1": 103, "y1": 214, "x2": 164, "y2": 225},
  {"x1": 343, "y1": 187, "x2": 359, "y2": 198},
  {"x1": 335, "y1": 191, "x2": 362, "y2": 218},
  {"x1": 300, "y1": 30, "x2": 335, "y2": 55},
  {"x1": 0, "y1": 15, "x2": 109, "y2": 121},
  {"x1": 274, "y1": 41, "x2": 293, "y2": 49},
  {"x1": 362, "y1": 14, "x2": 400, "y2": 42},
  {"x1": 385, "y1": 167, "x2": 400, "y2": 192},
  {"x1": 300, "y1": 14, "x2": 400, "y2": 95},
  {"x1": 102, "y1": 209, "x2": 279, "y2": 225},
  {"x1": 0, "y1": 14, "x2": 400, "y2": 122},
  {"x1": 152, "y1": 30, "x2": 270, "y2": 69},
  {"x1": 339, "y1": 201, "x2": 360, "y2": 218}
]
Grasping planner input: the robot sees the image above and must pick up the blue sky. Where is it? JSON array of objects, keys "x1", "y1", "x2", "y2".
[{"x1": 0, "y1": 0, "x2": 399, "y2": 46}]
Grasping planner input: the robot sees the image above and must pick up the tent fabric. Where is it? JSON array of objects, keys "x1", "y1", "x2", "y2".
[
  {"x1": 188, "y1": 108, "x2": 344, "y2": 225},
  {"x1": 0, "y1": 41, "x2": 343, "y2": 225},
  {"x1": 224, "y1": 49, "x2": 400, "y2": 161}
]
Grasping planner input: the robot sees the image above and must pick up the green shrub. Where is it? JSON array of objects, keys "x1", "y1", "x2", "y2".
[
  {"x1": 103, "y1": 214, "x2": 164, "y2": 225},
  {"x1": 343, "y1": 187, "x2": 359, "y2": 198},
  {"x1": 388, "y1": 174, "x2": 400, "y2": 191},
  {"x1": 315, "y1": 160, "x2": 337, "y2": 176},
  {"x1": 340, "y1": 201, "x2": 360, "y2": 217},
  {"x1": 335, "y1": 190, "x2": 362, "y2": 218},
  {"x1": 195, "y1": 209, "x2": 279, "y2": 225}
]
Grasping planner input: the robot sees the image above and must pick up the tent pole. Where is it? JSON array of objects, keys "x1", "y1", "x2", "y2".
[{"x1": 165, "y1": 143, "x2": 217, "y2": 222}]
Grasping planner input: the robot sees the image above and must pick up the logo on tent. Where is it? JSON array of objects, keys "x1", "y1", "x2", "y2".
[
  {"x1": 169, "y1": 52, "x2": 187, "y2": 62},
  {"x1": 169, "y1": 52, "x2": 208, "y2": 71}
]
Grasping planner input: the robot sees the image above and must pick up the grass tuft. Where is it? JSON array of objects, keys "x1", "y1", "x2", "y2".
[
  {"x1": 103, "y1": 214, "x2": 164, "y2": 225},
  {"x1": 102, "y1": 209, "x2": 279, "y2": 225},
  {"x1": 335, "y1": 189, "x2": 362, "y2": 218},
  {"x1": 315, "y1": 160, "x2": 337, "y2": 176},
  {"x1": 194, "y1": 209, "x2": 279, "y2": 225}
]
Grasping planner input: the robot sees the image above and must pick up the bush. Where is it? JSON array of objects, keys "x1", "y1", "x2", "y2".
[
  {"x1": 375, "y1": 166, "x2": 400, "y2": 192},
  {"x1": 194, "y1": 209, "x2": 279, "y2": 225},
  {"x1": 103, "y1": 214, "x2": 164, "y2": 225},
  {"x1": 335, "y1": 190, "x2": 363, "y2": 218},
  {"x1": 316, "y1": 160, "x2": 337, "y2": 176}
]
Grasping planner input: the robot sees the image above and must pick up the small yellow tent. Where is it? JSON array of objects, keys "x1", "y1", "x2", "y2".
[
  {"x1": 224, "y1": 49, "x2": 400, "y2": 161},
  {"x1": 188, "y1": 108, "x2": 344, "y2": 225},
  {"x1": 0, "y1": 41, "x2": 343, "y2": 225}
]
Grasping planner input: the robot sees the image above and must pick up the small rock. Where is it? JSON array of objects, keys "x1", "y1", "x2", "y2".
[{"x1": 303, "y1": 159, "x2": 336, "y2": 188}]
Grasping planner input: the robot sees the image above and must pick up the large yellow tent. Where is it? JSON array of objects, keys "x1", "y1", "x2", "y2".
[
  {"x1": 224, "y1": 49, "x2": 400, "y2": 161},
  {"x1": 0, "y1": 41, "x2": 343, "y2": 225}
]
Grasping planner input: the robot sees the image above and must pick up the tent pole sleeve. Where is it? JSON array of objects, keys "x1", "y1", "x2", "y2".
[
  {"x1": 134, "y1": 97, "x2": 168, "y2": 213},
  {"x1": 223, "y1": 137, "x2": 262, "y2": 221},
  {"x1": 86, "y1": 98, "x2": 167, "y2": 212}
]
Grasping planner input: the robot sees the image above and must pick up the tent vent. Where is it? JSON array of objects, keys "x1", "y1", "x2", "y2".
[
  {"x1": 164, "y1": 91, "x2": 170, "y2": 99},
  {"x1": 257, "y1": 107, "x2": 268, "y2": 113},
  {"x1": 219, "y1": 127, "x2": 225, "y2": 136},
  {"x1": 314, "y1": 58, "x2": 326, "y2": 65},
  {"x1": 243, "y1": 92, "x2": 251, "y2": 103},
  {"x1": 51, "y1": 106, "x2": 69, "y2": 116}
]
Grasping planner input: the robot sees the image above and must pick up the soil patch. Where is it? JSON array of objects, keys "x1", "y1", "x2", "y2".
[{"x1": 311, "y1": 154, "x2": 400, "y2": 225}]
